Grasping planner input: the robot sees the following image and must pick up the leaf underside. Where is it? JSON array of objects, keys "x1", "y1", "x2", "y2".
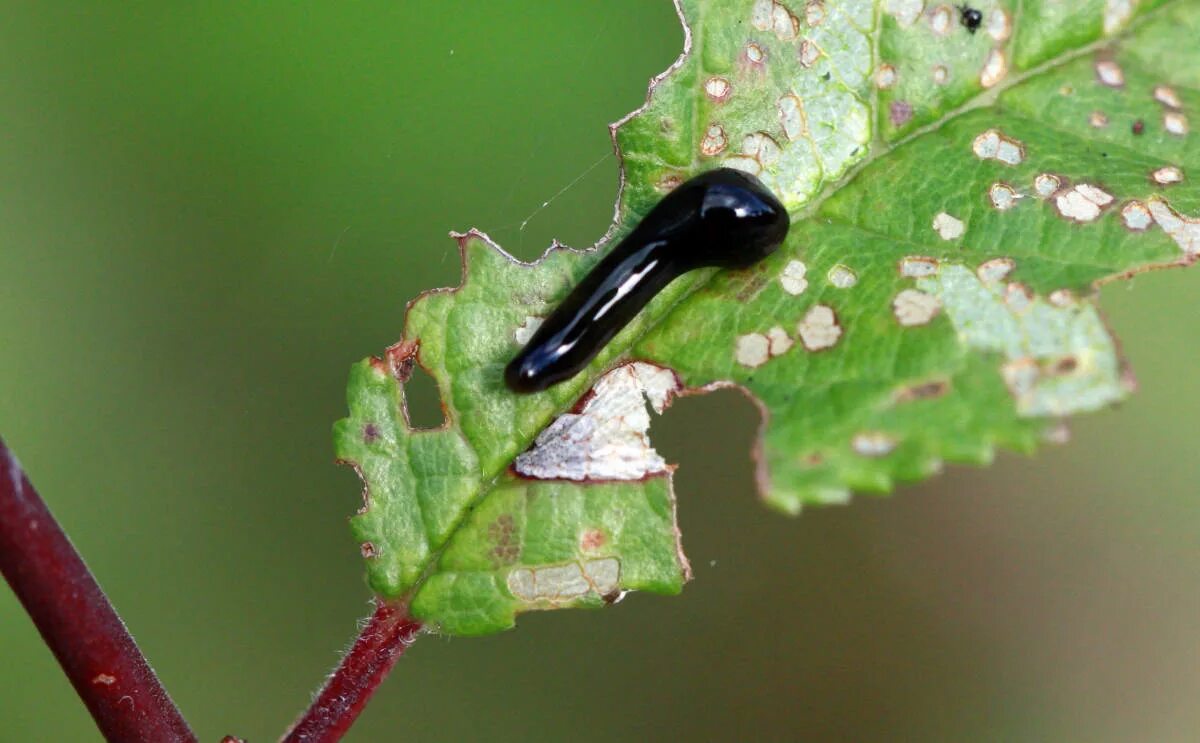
[{"x1": 336, "y1": 0, "x2": 1200, "y2": 635}]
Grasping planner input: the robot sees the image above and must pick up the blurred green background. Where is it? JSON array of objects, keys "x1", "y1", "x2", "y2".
[{"x1": 1, "y1": 2, "x2": 1198, "y2": 741}]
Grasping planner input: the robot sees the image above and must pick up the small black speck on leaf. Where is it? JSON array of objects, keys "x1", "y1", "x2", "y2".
[
  {"x1": 959, "y1": 4, "x2": 983, "y2": 33},
  {"x1": 1132, "y1": 119, "x2": 1145, "y2": 135},
  {"x1": 822, "y1": 72, "x2": 831, "y2": 81}
]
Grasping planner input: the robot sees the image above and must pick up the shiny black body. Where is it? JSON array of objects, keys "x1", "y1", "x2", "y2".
[
  {"x1": 505, "y1": 168, "x2": 789, "y2": 393},
  {"x1": 959, "y1": 5, "x2": 982, "y2": 33}
]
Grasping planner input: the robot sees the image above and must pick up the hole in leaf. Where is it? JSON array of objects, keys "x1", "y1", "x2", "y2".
[{"x1": 402, "y1": 362, "x2": 445, "y2": 430}]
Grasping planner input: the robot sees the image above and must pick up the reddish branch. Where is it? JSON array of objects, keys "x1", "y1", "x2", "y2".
[
  {"x1": 0, "y1": 436, "x2": 196, "y2": 742},
  {"x1": 282, "y1": 602, "x2": 422, "y2": 742},
  {"x1": 1, "y1": 432, "x2": 419, "y2": 742}
]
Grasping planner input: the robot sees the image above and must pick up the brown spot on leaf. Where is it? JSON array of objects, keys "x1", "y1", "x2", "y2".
[
  {"x1": 895, "y1": 379, "x2": 951, "y2": 403},
  {"x1": 656, "y1": 172, "x2": 684, "y2": 192},
  {"x1": 489, "y1": 514, "x2": 520, "y2": 566},
  {"x1": 890, "y1": 100, "x2": 914, "y2": 127},
  {"x1": 1049, "y1": 356, "x2": 1079, "y2": 376},
  {"x1": 383, "y1": 340, "x2": 420, "y2": 383},
  {"x1": 734, "y1": 267, "x2": 771, "y2": 302},
  {"x1": 488, "y1": 514, "x2": 515, "y2": 541},
  {"x1": 580, "y1": 529, "x2": 607, "y2": 551},
  {"x1": 487, "y1": 513, "x2": 520, "y2": 566},
  {"x1": 491, "y1": 545, "x2": 520, "y2": 564}
]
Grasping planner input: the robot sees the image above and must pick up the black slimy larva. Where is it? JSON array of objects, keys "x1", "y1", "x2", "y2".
[{"x1": 505, "y1": 167, "x2": 789, "y2": 394}]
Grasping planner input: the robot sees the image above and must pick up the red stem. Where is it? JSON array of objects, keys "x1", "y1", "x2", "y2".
[
  {"x1": 282, "y1": 602, "x2": 422, "y2": 743},
  {"x1": 2, "y1": 432, "x2": 418, "y2": 742},
  {"x1": 0, "y1": 437, "x2": 196, "y2": 743}
]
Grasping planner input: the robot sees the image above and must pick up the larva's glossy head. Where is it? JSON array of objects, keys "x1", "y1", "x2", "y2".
[{"x1": 635, "y1": 168, "x2": 790, "y2": 270}]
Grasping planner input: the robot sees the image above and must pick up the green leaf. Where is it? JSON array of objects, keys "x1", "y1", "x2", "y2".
[{"x1": 337, "y1": 0, "x2": 1200, "y2": 635}]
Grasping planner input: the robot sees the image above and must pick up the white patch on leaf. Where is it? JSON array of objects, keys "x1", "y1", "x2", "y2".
[
  {"x1": 513, "y1": 363, "x2": 678, "y2": 481},
  {"x1": 1104, "y1": 0, "x2": 1137, "y2": 34},
  {"x1": 876, "y1": 64, "x2": 898, "y2": 89},
  {"x1": 742, "y1": 131, "x2": 782, "y2": 167},
  {"x1": 1005, "y1": 282, "x2": 1033, "y2": 313},
  {"x1": 1154, "y1": 85, "x2": 1182, "y2": 109},
  {"x1": 977, "y1": 257, "x2": 1015, "y2": 283},
  {"x1": 701, "y1": 124, "x2": 728, "y2": 156},
  {"x1": 980, "y1": 48, "x2": 1007, "y2": 88},
  {"x1": 1001, "y1": 357, "x2": 1040, "y2": 399},
  {"x1": 1152, "y1": 166, "x2": 1184, "y2": 185},
  {"x1": 514, "y1": 316, "x2": 542, "y2": 345},
  {"x1": 752, "y1": 0, "x2": 800, "y2": 38},
  {"x1": 780, "y1": 259, "x2": 809, "y2": 295},
  {"x1": 797, "y1": 305, "x2": 842, "y2": 350},
  {"x1": 989, "y1": 183, "x2": 1020, "y2": 210},
  {"x1": 972, "y1": 129, "x2": 1024, "y2": 165},
  {"x1": 1164, "y1": 111, "x2": 1189, "y2": 136},
  {"x1": 929, "y1": 4, "x2": 952, "y2": 35},
  {"x1": 805, "y1": 0, "x2": 826, "y2": 27},
  {"x1": 986, "y1": 8, "x2": 1011, "y2": 41},
  {"x1": 1034, "y1": 173, "x2": 1061, "y2": 198},
  {"x1": 772, "y1": 1, "x2": 801, "y2": 38},
  {"x1": 507, "y1": 558, "x2": 620, "y2": 603},
  {"x1": 918, "y1": 266, "x2": 1126, "y2": 416},
  {"x1": 1055, "y1": 183, "x2": 1113, "y2": 223},
  {"x1": 1095, "y1": 60, "x2": 1124, "y2": 87},
  {"x1": 1049, "y1": 289, "x2": 1077, "y2": 308},
  {"x1": 704, "y1": 76, "x2": 732, "y2": 102},
  {"x1": 893, "y1": 289, "x2": 941, "y2": 326},
  {"x1": 852, "y1": 432, "x2": 898, "y2": 457},
  {"x1": 884, "y1": 0, "x2": 925, "y2": 26},
  {"x1": 1148, "y1": 197, "x2": 1200, "y2": 255},
  {"x1": 736, "y1": 333, "x2": 772, "y2": 367},
  {"x1": 828, "y1": 264, "x2": 858, "y2": 288},
  {"x1": 900, "y1": 256, "x2": 939, "y2": 278},
  {"x1": 767, "y1": 326, "x2": 794, "y2": 356},
  {"x1": 799, "y1": 39, "x2": 821, "y2": 67},
  {"x1": 778, "y1": 94, "x2": 808, "y2": 140},
  {"x1": 932, "y1": 212, "x2": 965, "y2": 240},
  {"x1": 1121, "y1": 201, "x2": 1153, "y2": 231},
  {"x1": 752, "y1": 0, "x2": 773, "y2": 29},
  {"x1": 725, "y1": 155, "x2": 762, "y2": 175}
]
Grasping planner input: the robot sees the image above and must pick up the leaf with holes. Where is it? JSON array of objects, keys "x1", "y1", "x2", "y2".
[{"x1": 336, "y1": 0, "x2": 1200, "y2": 635}]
